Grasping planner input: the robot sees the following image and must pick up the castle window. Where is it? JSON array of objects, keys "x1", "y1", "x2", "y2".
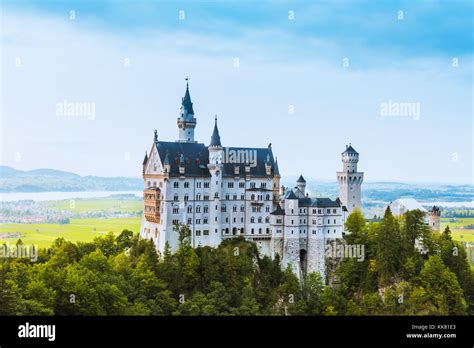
[
  {"x1": 258, "y1": 228, "x2": 262, "y2": 234},
  {"x1": 258, "y1": 217, "x2": 262, "y2": 223},
  {"x1": 251, "y1": 228, "x2": 254, "y2": 234},
  {"x1": 318, "y1": 209, "x2": 322, "y2": 214},
  {"x1": 225, "y1": 228, "x2": 229, "y2": 234},
  {"x1": 233, "y1": 206, "x2": 237, "y2": 212},
  {"x1": 215, "y1": 205, "x2": 218, "y2": 210},
  {"x1": 221, "y1": 205, "x2": 227, "y2": 212},
  {"x1": 196, "y1": 230, "x2": 201, "y2": 236},
  {"x1": 250, "y1": 182, "x2": 256, "y2": 189},
  {"x1": 251, "y1": 217, "x2": 255, "y2": 223},
  {"x1": 240, "y1": 205, "x2": 245, "y2": 212},
  {"x1": 251, "y1": 194, "x2": 255, "y2": 200},
  {"x1": 204, "y1": 182, "x2": 210, "y2": 188},
  {"x1": 241, "y1": 194, "x2": 245, "y2": 200},
  {"x1": 174, "y1": 182, "x2": 179, "y2": 188},
  {"x1": 312, "y1": 230, "x2": 316, "y2": 234},
  {"x1": 204, "y1": 206, "x2": 209, "y2": 213},
  {"x1": 184, "y1": 182, "x2": 190, "y2": 188},
  {"x1": 147, "y1": 181, "x2": 151, "y2": 187},
  {"x1": 184, "y1": 194, "x2": 189, "y2": 201},
  {"x1": 328, "y1": 219, "x2": 330, "y2": 224},
  {"x1": 174, "y1": 195, "x2": 178, "y2": 201},
  {"x1": 239, "y1": 182, "x2": 245, "y2": 188},
  {"x1": 225, "y1": 218, "x2": 228, "y2": 223},
  {"x1": 265, "y1": 217, "x2": 269, "y2": 223},
  {"x1": 266, "y1": 194, "x2": 270, "y2": 200},
  {"x1": 266, "y1": 206, "x2": 270, "y2": 212},
  {"x1": 196, "y1": 219, "x2": 201, "y2": 224},
  {"x1": 196, "y1": 206, "x2": 201, "y2": 213},
  {"x1": 173, "y1": 207, "x2": 179, "y2": 214},
  {"x1": 261, "y1": 183, "x2": 266, "y2": 188},
  {"x1": 233, "y1": 194, "x2": 237, "y2": 200},
  {"x1": 266, "y1": 228, "x2": 270, "y2": 234},
  {"x1": 203, "y1": 230, "x2": 209, "y2": 236},
  {"x1": 327, "y1": 209, "x2": 330, "y2": 214},
  {"x1": 334, "y1": 219, "x2": 336, "y2": 224},
  {"x1": 187, "y1": 218, "x2": 192, "y2": 225},
  {"x1": 214, "y1": 192, "x2": 219, "y2": 198},
  {"x1": 241, "y1": 217, "x2": 244, "y2": 223},
  {"x1": 204, "y1": 218, "x2": 208, "y2": 224},
  {"x1": 228, "y1": 182, "x2": 234, "y2": 188},
  {"x1": 204, "y1": 195, "x2": 209, "y2": 200},
  {"x1": 225, "y1": 194, "x2": 230, "y2": 200},
  {"x1": 196, "y1": 182, "x2": 201, "y2": 188},
  {"x1": 196, "y1": 194, "x2": 201, "y2": 200}
]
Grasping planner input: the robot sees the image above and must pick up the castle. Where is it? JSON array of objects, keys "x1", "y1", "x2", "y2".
[{"x1": 140, "y1": 81, "x2": 364, "y2": 279}]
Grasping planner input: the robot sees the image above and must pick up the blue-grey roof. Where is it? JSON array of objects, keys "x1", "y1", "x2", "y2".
[
  {"x1": 297, "y1": 174, "x2": 306, "y2": 183},
  {"x1": 154, "y1": 141, "x2": 278, "y2": 178},
  {"x1": 298, "y1": 197, "x2": 341, "y2": 208},
  {"x1": 210, "y1": 117, "x2": 222, "y2": 147},
  {"x1": 342, "y1": 144, "x2": 358, "y2": 155},
  {"x1": 182, "y1": 82, "x2": 194, "y2": 115},
  {"x1": 284, "y1": 190, "x2": 298, "y2": 199}
]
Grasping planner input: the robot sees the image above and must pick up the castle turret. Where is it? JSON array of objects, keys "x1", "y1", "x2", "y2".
[
  {"x1": 428, "y1": 206, "x2": 441, "y2": 232},
  {"x1": 337, "y1": 144, "x2": 364, "y2": 214},
  {"x1": 207, "y1": 116, "x2": 224, "y2": 247},
  {"x1": 177, "y1": 78, "x2": 197, "y2": 142},
  {"x1": 296, "y1": 174, "x2": 306, "y2": 195}
]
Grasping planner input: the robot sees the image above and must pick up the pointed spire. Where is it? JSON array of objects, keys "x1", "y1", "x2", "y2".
[
  {"x1": 274, "y1": 157, "x2": 280, "y2": 176},
  {"x1": 181, "y1": 77, "x2": 194, "y2": 115},
  {"x1": 142, "y1": 151, "x2": 148, "y2": 165},
  {"x1": 297, "y1": 174, "x2": 306, "y2": 183},
  {"x1": 210, "y1": 115, "x2": 222, "y2": 147}
]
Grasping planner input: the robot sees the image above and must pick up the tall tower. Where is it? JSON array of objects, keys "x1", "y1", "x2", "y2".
[
  {"x1": 337, "y1": 144, "x2": 364, "y2": 213},
  {"x1": 177, "y1": 78, "x2": 197, "y2": 142},
  {"x1": 428, "y1": 206, "x2": 441, "y2": 232},
  {"x1": 207, "y1": 116, "x2": 224, "y2": 247}
]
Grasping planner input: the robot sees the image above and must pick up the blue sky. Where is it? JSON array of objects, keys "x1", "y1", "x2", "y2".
[{"x1": 1, "y1": 0, "x2": 472, "y2": 183}]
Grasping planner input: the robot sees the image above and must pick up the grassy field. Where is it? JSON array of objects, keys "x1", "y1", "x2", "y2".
[
  {"x1": 441, "y1": 217, "x2": 474, "y2": 243},
  {"x1": 0, "y1": 217, "x2": 141, "y2": 249}
]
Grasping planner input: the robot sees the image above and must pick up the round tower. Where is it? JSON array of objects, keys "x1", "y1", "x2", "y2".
[
  {"x1": 337, "y1": 144, "x2": 364, "y2": 214},
  {"x1": 428, "y1": 206, "x2": 441, "y2": 232},
  {"x1": 177, "y1": 78, "x2": 197, "y2": 142}
]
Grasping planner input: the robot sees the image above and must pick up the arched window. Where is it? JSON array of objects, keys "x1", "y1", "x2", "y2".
[
  {"x1": 187, "y1": 206, "x2": 192, "y2": 213},
  {"x1": 251, "y1": 217, "x2": 255, "y2": 223}
]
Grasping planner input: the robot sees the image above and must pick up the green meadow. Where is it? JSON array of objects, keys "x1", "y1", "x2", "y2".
[
  {"x1": 441, "y1": 217, "x2": 474, "y2": 243},
  {"x1": 0, "y1": 218, "x2": 141, "y2": 249}
]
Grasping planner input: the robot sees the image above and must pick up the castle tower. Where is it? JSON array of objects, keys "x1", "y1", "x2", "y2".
[
  {"x1": 428, "y1": 206, "x2": 441, "y2": 232},
  {"x1": 296, "y1": 174, "x2": 306, "y2": 195},
  {"x1": 207, "y1": 116, "x2": 224, "y2": 247},
  {"x1": 282, "y1": 190, "x2": 301, "y2": 278},
  {"x1": 337, "y1": 144, "x2": 364, "y2": 213},
  {"x1": 177, "y1": 78, "x2": 197, "y2": 142}
]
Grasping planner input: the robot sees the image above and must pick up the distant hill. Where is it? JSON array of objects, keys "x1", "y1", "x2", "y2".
[{"x1": 0, "y1": 166, "x2": 142, "y2": 192}]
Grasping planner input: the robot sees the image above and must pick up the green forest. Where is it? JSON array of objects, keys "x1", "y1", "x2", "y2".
[{"x1": 0, "y1": 207, "x2": 472, "y2": 316}]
